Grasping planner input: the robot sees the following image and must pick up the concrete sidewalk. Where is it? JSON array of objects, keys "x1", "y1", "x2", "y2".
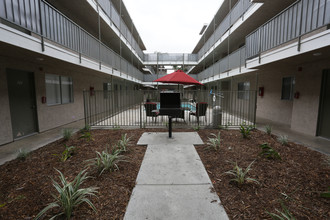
[{"x1": 124, "y1": 132, "x2": 229, "y2": 220}]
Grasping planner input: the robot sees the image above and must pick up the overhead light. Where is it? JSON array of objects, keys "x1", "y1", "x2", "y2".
[
  {"x1": 199, "y1": 23, "x2": 208, "y2": 35},
  {"x1": 36, "y1": 57, "x2": 44, "y2": 61},
  {"x1": 313, "y1": 52, "x2": 322, "y2": 56}
]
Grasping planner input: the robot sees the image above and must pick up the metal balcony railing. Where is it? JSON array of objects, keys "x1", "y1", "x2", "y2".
[
  {"x1": 197, "y1": 0, "x2": 252, "y2": 60},
  {"x1": 198, "y1": 46, "x2": 246, "y2": 81},
  {"x1": 0, "y1": 0, "x2": 144, "y2": 81},
  {"x1": 246, "y1": 0, "x2": 330, "y2": 59},
  {"x1": 144, "y1": 53, "x2": 198, "y2": 63}
]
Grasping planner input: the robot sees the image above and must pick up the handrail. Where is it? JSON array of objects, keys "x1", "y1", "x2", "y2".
[
  {"x1": 0, "y1": 0, "x2": 144, "y2": 81},
  {"x1": 246, "y1": 0, "x2": 330, "y2": 59}
]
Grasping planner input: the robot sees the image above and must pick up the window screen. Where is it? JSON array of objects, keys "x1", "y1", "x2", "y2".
[
  {"x1": 281, "y1": 77, "x2": 295, "y2": 100},
  {"x1": 238, "y1": 82, "x2": 250, "y2": 100}
]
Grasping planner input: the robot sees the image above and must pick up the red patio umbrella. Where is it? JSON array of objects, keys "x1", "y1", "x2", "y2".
[{"x1": 153, "y1": 69, "x2": 203, "y2": 85}]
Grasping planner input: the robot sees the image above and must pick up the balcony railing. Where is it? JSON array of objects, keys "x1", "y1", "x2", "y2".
[
  {"x1": 246, "y1": 0, "x2": 330, "y2": 59},
  {"x1": 0, "y1": 0, "x2": 144, "y2": 81},
  {"x1": 197, "y1": 0, "x2": 252, "y2": 59},
  {"x1": 144, "y1": 53, "x2": 198, "y2": 63},
  {"x1": 97, "y1": 0, "x2": 144, "y2": 60},
  {"x1": 198, "y1": 46, "x2": 246, "y2": 81}
]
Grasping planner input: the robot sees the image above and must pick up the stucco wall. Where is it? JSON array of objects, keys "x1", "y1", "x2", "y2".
[
  {"x1": 0, "y1": 58, "x2": 13, "y2": 145},
  {"x1": 0, "y1": 55, "x2": 134, "y2": 145}
]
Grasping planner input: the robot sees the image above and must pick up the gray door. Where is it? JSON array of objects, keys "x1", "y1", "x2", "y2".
[
  {"x1": 318, "y1": 70, "x2": 330, "y2": 139},
  {"x1": 7, "y1": 69, "x2": 38, "y2": 139}
]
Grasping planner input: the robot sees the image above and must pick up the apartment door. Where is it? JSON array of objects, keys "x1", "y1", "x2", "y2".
[
  {"x1": 318, "y1": 70, "x2": 330, "y2": 139},
  {"x1": 7, "y1": 69, "x2": 38, "y2": 139}
]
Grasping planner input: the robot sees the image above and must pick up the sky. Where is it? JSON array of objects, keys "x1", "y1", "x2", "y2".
[{"x1": 123, "y1": 0, "x2": 223, "y2": 54}]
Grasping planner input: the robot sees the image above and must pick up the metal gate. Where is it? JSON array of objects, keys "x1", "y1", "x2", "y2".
[{"x1": 83, "y1": 90, "x2": 257, "y2": 129}]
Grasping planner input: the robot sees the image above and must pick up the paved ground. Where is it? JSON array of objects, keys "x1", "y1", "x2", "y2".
[{"x1": 124, "y1": 132, "x2": 229, "y2": 220}]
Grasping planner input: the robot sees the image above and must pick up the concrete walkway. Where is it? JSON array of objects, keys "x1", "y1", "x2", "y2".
[
  {"x1": 124, "y1": 132, "x2": 229, "y2": 220},
  {"x1": 0, "y1": 119, "x2": 85, "y2": 165}
]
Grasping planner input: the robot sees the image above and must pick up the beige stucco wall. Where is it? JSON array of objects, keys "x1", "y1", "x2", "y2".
[
  {"x1": 0, "y1": 55, "x2": 136, "y2": 145},
  {"x1": 0, "y1": 58, "x2": 13, "y2": 144}
]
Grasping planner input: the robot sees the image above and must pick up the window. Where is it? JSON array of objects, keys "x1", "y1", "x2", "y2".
[
  {"x1": 281, "y1": 76, "x2": 295, "y2": 100},
  {"x1": 45, "y1": 74, "x2": 73, "y2": 105},
  {"x1": 238, "y1": 82, "x2": 250, "y2": 100},
  {"x1": 103, "y1": 82, "x2": 111, "y2": 99}
]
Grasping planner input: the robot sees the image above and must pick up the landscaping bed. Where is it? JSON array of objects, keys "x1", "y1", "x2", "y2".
[
  {"x1": 196, "y1": 129, "x2": 330, "y2": 219},
  {"x1": 0, "y1": 128, "x2": 329, "y2": 219}
]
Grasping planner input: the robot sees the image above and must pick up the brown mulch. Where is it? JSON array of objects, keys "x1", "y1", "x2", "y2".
[
  {"x1": 196, "y1": 129, "x2": 330, "y2": 219},
  {"x1": 0, "y1": 128, "x2": 329, "y2": 219}
]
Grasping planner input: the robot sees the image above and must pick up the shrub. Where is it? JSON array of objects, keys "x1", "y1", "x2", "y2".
[
  {"x1": 266, "y1": 202, "x2": 296, "y2": 220},
  {"x1": 54, "y1": 145, "x2": 75, "y2": 162},
  {"x1": 205, "y1": 132, "x2": 221, "y2": 151},
  {"x1": 79, "y1": 131, "x2": 93, "y2": 142},
  {"x1": 17, "y1": 148, "x2": 30, "y2": 161},
  {"x1": 87, "y1": 148, "x2": 125, "y2": 175},
  {"x1": 277, "y1": 135, "x2": 289, "y2": 146},
  {"x1": 62, "y1": 128, "x2": 73, "y2": 141},
  {"x1": 118, "y1": 133, "x2": 132, "y2": 152},
  {"x1": 265, "y1": 125, "x2": 272, "y2": 135},
  {"x1": 225, "y1": 160, "x2": 259, "y2": 187},
  {"x1": 259, "y1": 143, "x2": 281, "y2": 160},
  {"x1": 239, "y1": 124, "x2": 253, "y2": 139},
  {"x1": 34, "y1": 169, "x2": 98, "y2": 220}
]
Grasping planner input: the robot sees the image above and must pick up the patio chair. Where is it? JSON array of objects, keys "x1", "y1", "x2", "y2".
[
  {"x1": 189, "y1": 102, "x2": 208, "y2": 122},
  {"x1": 172, "y1": 109, "x2": 185, "y2": 122},
  {"x1": 144, "y1": 102, "x2": 159, "y2": 122}
]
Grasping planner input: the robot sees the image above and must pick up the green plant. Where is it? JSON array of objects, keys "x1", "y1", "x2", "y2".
[
  {"x1": 239, "y1": 124, "x2": 253, "y2": 139},
  {"x1": 80, "y1": 124, "x2": 91, "y2": 133},
  {"x1": 34, "y1": 169, "x2": 97, "y2": 220},
  {"x1": 17, "y1": 148, "x2": 30, "y2": 161},
  {"x1": 265, "y1": 125, "x2": 272, "y2": 135},
  {"x1": 53, "y1": 145, "x2": 75, "y2": 162},
  {"x1": 112, "y1": 124, "x2": 120, "y2": 130},
  {"x1": 320, "y1": 187, "x2": 330, "y2": 198},
  {"x1": 87, "y1": 148, "x2": 125, "y2": 175},
  {"x1": 266, "y1": 202, "x2": 296, "y2": 220},
  {"x1": 205, "y1": 132, "x2": 221, "y2": 151},
  {"x1": 225, "y1": 160, "x2": 259, "y2": 186},
  {"x1": 62, "y1": 128, "x2": 73, "y2": 141},
  {"x1": 0, "y1": 195, "x2": 25, "y2": 208},
  {"x1": 259, "y1": 143, "x2": 281, "y2": 160},
  {"x1": 118, "y1": 133, "x2": 132, "y2": 152},
  {"x1": 193, "y1": 125, "x2": 200, "y2": 131},
  {"x1": 79, "y1": 131, "x2": 93, "y2": 142},
  {"x1": 277, "y1": 135, "x2": 289, "y2": 146}
]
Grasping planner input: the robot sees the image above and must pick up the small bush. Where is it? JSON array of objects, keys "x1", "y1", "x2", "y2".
[
  {"x1": 277, "y1": 135, "x2": 289, "y2": 146},
  {"x1": 266, "y1": 202, "x2": 296, "y2": 220},
  {"x1": 79, "y1": 131, "x2": 94, "y2": 142},
  {"x1": 225, "y1": 160, "x2": 259, "y2": 187},
  {"x1": 265, "y1": 125, "x2": 272, "y2": 135},
  {"x1": 118, "y1": 133, "x2": 132, "y2": 152},
  {"x1": 239, "y1": 124, "x2": 254, "y2": 139},
  {"x1": 259, "y1": 143, "x2": 281, "y2": 160},
  {"x1": 205, "y1": 132, "x2": 221, "y2": 151},
  {"x1": 34, "y1": 169, "x2": 98, "y2": 220},
  {"x1": 17, "y1": 148, "x2": 30, "y2": 161},
  {"x1": 53, "y1": 145, "x2": 75, "y2": 162},
  {"x1": 62, "y1": 128, "x2": 73, "y2": 141},
  {"x1": 87, "y1": 148, "x2": 125, "y2": 175}
]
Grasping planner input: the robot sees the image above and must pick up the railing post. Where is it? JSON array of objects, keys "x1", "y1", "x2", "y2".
[
  {"x1": 298, "y1": 0, "x2": 304, "y2": 52},
  {"x1": 78, "y1": 27, "x2": 81, "y2": 63},
  {"x1": 140, "y1": 101, "x2": 142, "y2": 128},
  {"x1": 38, "y1": 0, "x2": 45, "y2": 52}
]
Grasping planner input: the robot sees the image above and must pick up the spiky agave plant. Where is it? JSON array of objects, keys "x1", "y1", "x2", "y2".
[
  {"x1": 266, "y1": 202, "x2": 296, "y2": 220},
  {"x1": 205, "y1": 132, "x2": 221, "y2": 151},
  {"x1": 118, "y1": 133, "x2": 132, "y2": 152},
  {"x1": 34, "y1": 169, "x2": 98, "y2": 220},
  {"x1": 225, "y1": 160, "x2": 259, "y2": 186}
]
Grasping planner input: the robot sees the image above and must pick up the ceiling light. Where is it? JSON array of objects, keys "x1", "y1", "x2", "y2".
[
  {"x1": 313, "y1": 52, "x2": 322, "y2": 56},
  {"x1": 36, "y1": 57, "x2": 44, "y2": 61}
]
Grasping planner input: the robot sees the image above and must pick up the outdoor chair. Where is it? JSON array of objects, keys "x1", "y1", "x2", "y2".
[
  {"x1": 144, "y1": 102, "x2": 159, "y2": 122},
  {"x1": 172, "y1": 109, "x2": 185, "y2": 122},
  {"x1": 189, "y1": 102, "x2": 208, "y2": 122}
]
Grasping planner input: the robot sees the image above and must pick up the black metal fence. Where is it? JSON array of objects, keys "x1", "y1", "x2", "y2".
[{"x1": 83, "y1": 90, "x2": 257, "y2": 129}]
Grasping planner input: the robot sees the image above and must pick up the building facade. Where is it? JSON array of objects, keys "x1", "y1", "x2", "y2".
[{"x1": 0, "y1": 0, "x2": 329, "y2": 145}]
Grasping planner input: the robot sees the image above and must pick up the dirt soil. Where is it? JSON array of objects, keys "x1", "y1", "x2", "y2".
[
  {"x1": 0, "y1": 128, "x2": 329, "y2": 219},
  {"x1": 197, "y1": 129, "x2": 330, "y2": 219}
]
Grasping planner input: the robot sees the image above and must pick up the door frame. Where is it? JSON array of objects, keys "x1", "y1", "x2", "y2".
[{"x1": 317, "y1": 69, "x2": 329, "y2": 138}]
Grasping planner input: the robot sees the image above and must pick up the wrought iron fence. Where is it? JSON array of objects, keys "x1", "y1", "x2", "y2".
[{"x1": 83, "y1": 90, "x2": 257, "y2": 129}]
